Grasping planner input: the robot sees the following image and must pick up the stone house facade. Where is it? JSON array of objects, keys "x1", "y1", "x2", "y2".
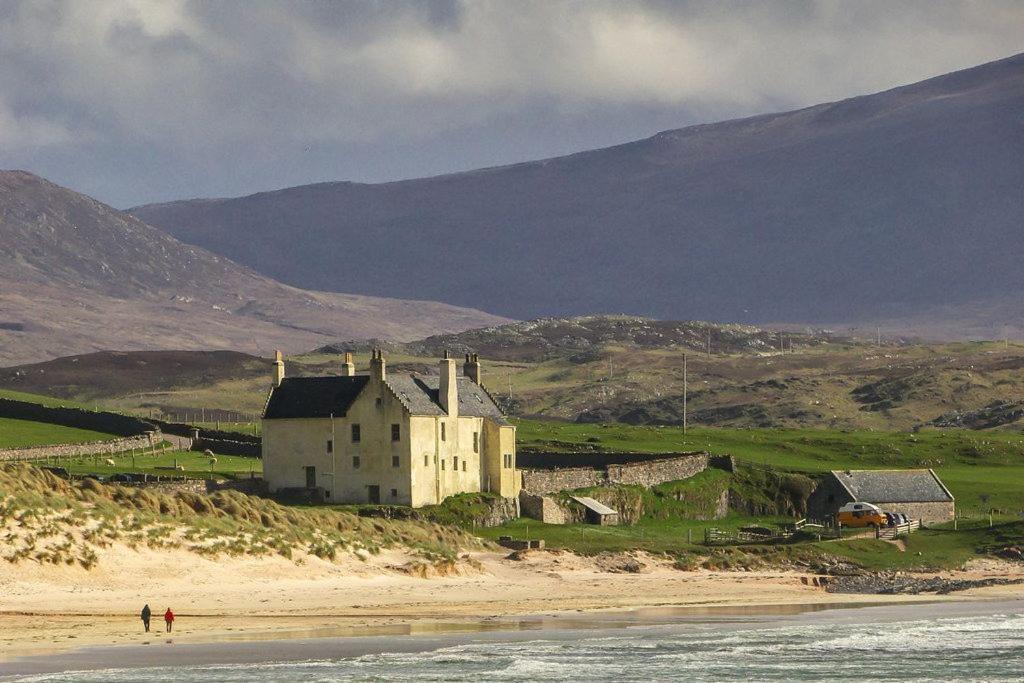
[
  {"x1": 807, "y1": 469, "x2": 955, "y2": 525},
  {"x1": 261, "y1": 351, "x2": 517, "y2": 507}
]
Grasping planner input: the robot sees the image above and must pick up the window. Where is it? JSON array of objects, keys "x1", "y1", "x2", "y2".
[
  {"x1": 441, "y1": 422, "x2": 446, "y2": 441},
  {"x1": 391, "y1": 423, "x2": 400, "y2": 441},
  {"x1": 503, "y1": 453, "x2": 513, "y2": 469},
  {"x1": 472, "y1": 432, "x2": 478, "y2": 453},
  {"x1": 453, "y1": 456, "x2": 459, "y2": 471},
  {"x1": 352, "y1": 456, "x2": 361, "y2": 469},
  {"x1": 326, "y1": 439, "x2": 333, "y2": 454},
  {"x1": 376, "y1": 397, "x2": 383, "y2": 408},
  {"x1": 461, "y1": 460, "x2": 466, "y2": 472},
  {"x1": 391, "y1": 488, "x2": 398, "y2": 498},
  {"x1": 424, "y1": 454, "x2": 429, "y2": 467},
  {"x1": 392, "y1": 455, "x2": 400, "y2": 468},
  {"x1": 351, "y1": 424, "x2": 361, "y2": 443},
  {"x1": 441, "y1": 459, "x2": 446, "y2": 471}
]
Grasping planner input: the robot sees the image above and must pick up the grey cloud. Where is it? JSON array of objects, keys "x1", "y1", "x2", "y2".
[{"x1": 0, "y1": 0, "x2": 1022, "y2": 207}]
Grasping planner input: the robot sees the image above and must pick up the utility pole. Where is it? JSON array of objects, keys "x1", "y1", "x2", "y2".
[
  {"x1": 707, "y1": 329, "x2": 712, "y2": 357},
  {"x1": 507, "y1": 370, "x2": 513, "y2": 413},
  {"x1": 682, "y1": 353, "x2": 688, "y2": 435},
  {"x1": 876, "y1": 326, "x2": 881, "y2": 346}
]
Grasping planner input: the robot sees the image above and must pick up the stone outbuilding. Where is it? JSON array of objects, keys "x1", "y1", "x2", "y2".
[{"x1": 807, "y1": 469, "x2": 955, "y2": 525}]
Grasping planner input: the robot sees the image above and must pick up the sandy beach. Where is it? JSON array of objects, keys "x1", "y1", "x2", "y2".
[{"x1": 2, "y1": 542, "x2": 1023, "y2": 673}]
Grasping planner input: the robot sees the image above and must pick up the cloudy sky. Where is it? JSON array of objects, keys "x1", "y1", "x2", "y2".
[{"x1": 2, "y1": 0, "x2": 1023, "y2": 208}]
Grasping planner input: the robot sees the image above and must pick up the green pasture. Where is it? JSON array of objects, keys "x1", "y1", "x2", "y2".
[
  {"x1": 0, "y1": 417, "x2": 117, "y2": 448},
  {"x1": 30, "y1": 448, "x2": 262, "y2": 480},
  {"x1": 515, "y1": 420, "x2": 1024, "y2": 512}
]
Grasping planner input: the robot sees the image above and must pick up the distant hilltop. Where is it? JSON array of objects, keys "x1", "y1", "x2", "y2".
[
  {"x1": 0, "y1": 171, "x2": 508, "y2": 365},
  {"x1": 133, "y1": 52, "x2": 1024, "y2": 340},
  {"x1": 317, "y1": 315, "x2": 842, "y2": 362}
]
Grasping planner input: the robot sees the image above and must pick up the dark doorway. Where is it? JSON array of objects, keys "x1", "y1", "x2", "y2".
[
  {"x1": 304, "y1": 466, "x2": 316, "y2": 489},
  {"x1": 367, "y1": 485, "x2": 381, "y2": 504}
]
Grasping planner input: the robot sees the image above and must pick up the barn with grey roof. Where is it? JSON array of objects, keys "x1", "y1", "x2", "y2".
[{"x1": 808, "y1": 469, "x2": 954, "y2": 525}]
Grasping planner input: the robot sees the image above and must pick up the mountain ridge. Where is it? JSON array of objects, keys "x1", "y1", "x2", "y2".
[
  {"x1": 131, "y1": 52, "x2": 1024, "y2": 338},
  {"x1": 0, "y1": 171, "x2": 508, "y2": 365}
]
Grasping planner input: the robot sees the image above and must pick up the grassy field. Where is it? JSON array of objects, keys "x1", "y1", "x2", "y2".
[
  {"x1": 0, "y1": 388, "x2": 98, "y2": 410},
  {"x1": 516, "y1": 420, "x2": 1024, "y2": 512},
  {"x1": 0, "y1": 417, "x2": 117, "y2": 448},
  {"x1": 30, "y1": 449, "x2": 262, "y2": 480}
]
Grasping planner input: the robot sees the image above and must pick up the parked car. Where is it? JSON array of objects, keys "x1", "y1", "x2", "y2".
[
  {"x1": 890, "y1": 512, "x2": 909, "y2": 525},
  {"x1": 837, "y1": 502, "x2": 888, "y2": 528}
]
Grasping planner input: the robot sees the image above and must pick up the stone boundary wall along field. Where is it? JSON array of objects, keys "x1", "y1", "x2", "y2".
[
  {"x1": 606, "y1": 453, "x2": 710, "y2": 487},
  {"x1": 0, "y1": 398, "x2": 154, "y2": 436},
  {"x1": 0, "y1": 432, "x2": 160, "y2": 462},
  {"x1": 519, "y1": 467, "x2": 605, "y2": 494},
  {"x1": 519, "y1": 451, "x2": 713, "y2": 494}
]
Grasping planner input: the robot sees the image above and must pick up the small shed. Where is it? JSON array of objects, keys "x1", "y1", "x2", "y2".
[
  {"x1": 570, "y1": 496, "x2": 620, "y2": 525},
  {"x1": 807, "y1": 469, "x2": 954, "y2": 525}
]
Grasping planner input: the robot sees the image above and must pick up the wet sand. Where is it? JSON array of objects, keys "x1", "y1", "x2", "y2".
[{"x1": 4, "y1": 599, "x2": 1024, "y2": 679}]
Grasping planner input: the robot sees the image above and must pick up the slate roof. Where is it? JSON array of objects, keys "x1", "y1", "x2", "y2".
[
  {"x1": 263, "y1": 376, "x2": 370, "y2": 419},
  {"x1": 404, "y1": 375, "x2": 510, "y2": 424},
  {"x1": 264, "y1": 373, "x2": 508, "y2": 424},
  {"x1": 831, "y1": 469, "x2": 954, "y2": 503},
  {"x1": 571, "y1": 496, "x2": 618, "y2": 516}
]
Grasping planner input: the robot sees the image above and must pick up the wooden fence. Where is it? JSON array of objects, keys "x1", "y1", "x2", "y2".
[{"x1": 875, "y1": 519, "x2": 921, "y2": 540}]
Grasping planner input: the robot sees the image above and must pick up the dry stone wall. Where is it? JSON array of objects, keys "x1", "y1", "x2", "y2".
[
  {"x1": 518, "y1": 491, "x2": 569, "y2": 524},
  {"x1": 519, "y1": 452, "x2": 712, "y2": 494},
  {"x1": 606, "y1": 453, "x2": 709, "y2": 487},
  {"x1": 0, "y1": 433, "x2": 160, "y2": 462},
  {"x1": 519, "y1": 467, "x2": 604, "y2": 494}
]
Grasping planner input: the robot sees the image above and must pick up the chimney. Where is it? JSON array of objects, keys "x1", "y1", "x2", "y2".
[
  {"x1": 370, "y1": 348, "x2": 386, "y2": 381},
  {"x1": 341, "y1": 351, "x2": 355, "y2": 376},
  {"x1": 463, "y1": 353, "x2": 481, "y2": 385},
  {"x1": 272, "y1": 350, "x2": 285, "y2": 388},
  {"x1": 439, "y1": 350, "x2": 458, "y2": 416}
]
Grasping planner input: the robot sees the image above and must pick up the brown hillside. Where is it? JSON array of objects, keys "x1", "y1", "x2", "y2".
[{"x1": 0, "y1": 171, "x2": 508, "y2": 364}]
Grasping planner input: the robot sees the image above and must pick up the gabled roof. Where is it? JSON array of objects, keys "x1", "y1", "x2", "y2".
[
  {"x1": 264, "y1": 373, "x2": 509, "y2": 424},
  {"x1": 406, "y1": 375, "x2": 510, "y2": 424},
  {"x1": 831, "y1": 469, "x2": 954, "y2": 504},
  {"x1": 263, "y1": 376, "x2": 369, "y2": 419}
]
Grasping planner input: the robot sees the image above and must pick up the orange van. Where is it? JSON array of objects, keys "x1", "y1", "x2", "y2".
[{"x1": 836, "y1": 502, "x2": 888, "y2": 528}]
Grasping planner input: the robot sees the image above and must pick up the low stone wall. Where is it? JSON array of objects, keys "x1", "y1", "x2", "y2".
[
  {"x1": 520, "y1": 452, "x2": 712, "y2": 494},
  {"x1": 607, "y1": 453, "x2": 710, "y2": 487},
  {"x1": 132, "y1": 478, "x2": 208, "y2": 494},
  {"x1": 193, "y1": 437, "x2": 259, "y2": 457},
  {"x1": 518, "y1": 491, "x2": 569, "y2": 524},
  {"x1": 0, "y1": 432, "x2": 160, "y2": 462},
  {"x1": 519, "y1": 467, "x2": 604, "y2": 494}
]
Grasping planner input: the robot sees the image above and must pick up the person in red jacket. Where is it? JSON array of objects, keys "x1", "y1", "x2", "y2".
[{"x1": 164, "y1": 608, "x2": 175, "y2": 632}]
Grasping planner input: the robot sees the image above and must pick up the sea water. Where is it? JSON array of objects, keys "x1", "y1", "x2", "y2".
[{"x1": 11, "y1": 610, "x2": 1024, "y2": 681}]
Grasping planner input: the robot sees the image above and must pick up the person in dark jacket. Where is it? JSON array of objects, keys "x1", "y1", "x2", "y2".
[
  {"x1": 164, "y1": 607, "x2": 175, "y2": 632},
  {"x1": 141, "y1": 604, "x2": 151, "y2": 632}
]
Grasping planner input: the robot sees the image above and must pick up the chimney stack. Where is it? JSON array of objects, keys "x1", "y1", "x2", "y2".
[
  {"x1": 341, "y1": 351, "x2": 355, "y2": 376},
  {"x1": 272, "y1": 350, "x2": 285, "y2": 388},
  {"x1": 439, "y1": 350, "x2": 458, "y2": 416},
  {"x1": 464, "y1": 353, "x2": 481, "y2": 385},
  {"x1": 370, "y1": 348, "x2": 386, "y2": 381}
]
